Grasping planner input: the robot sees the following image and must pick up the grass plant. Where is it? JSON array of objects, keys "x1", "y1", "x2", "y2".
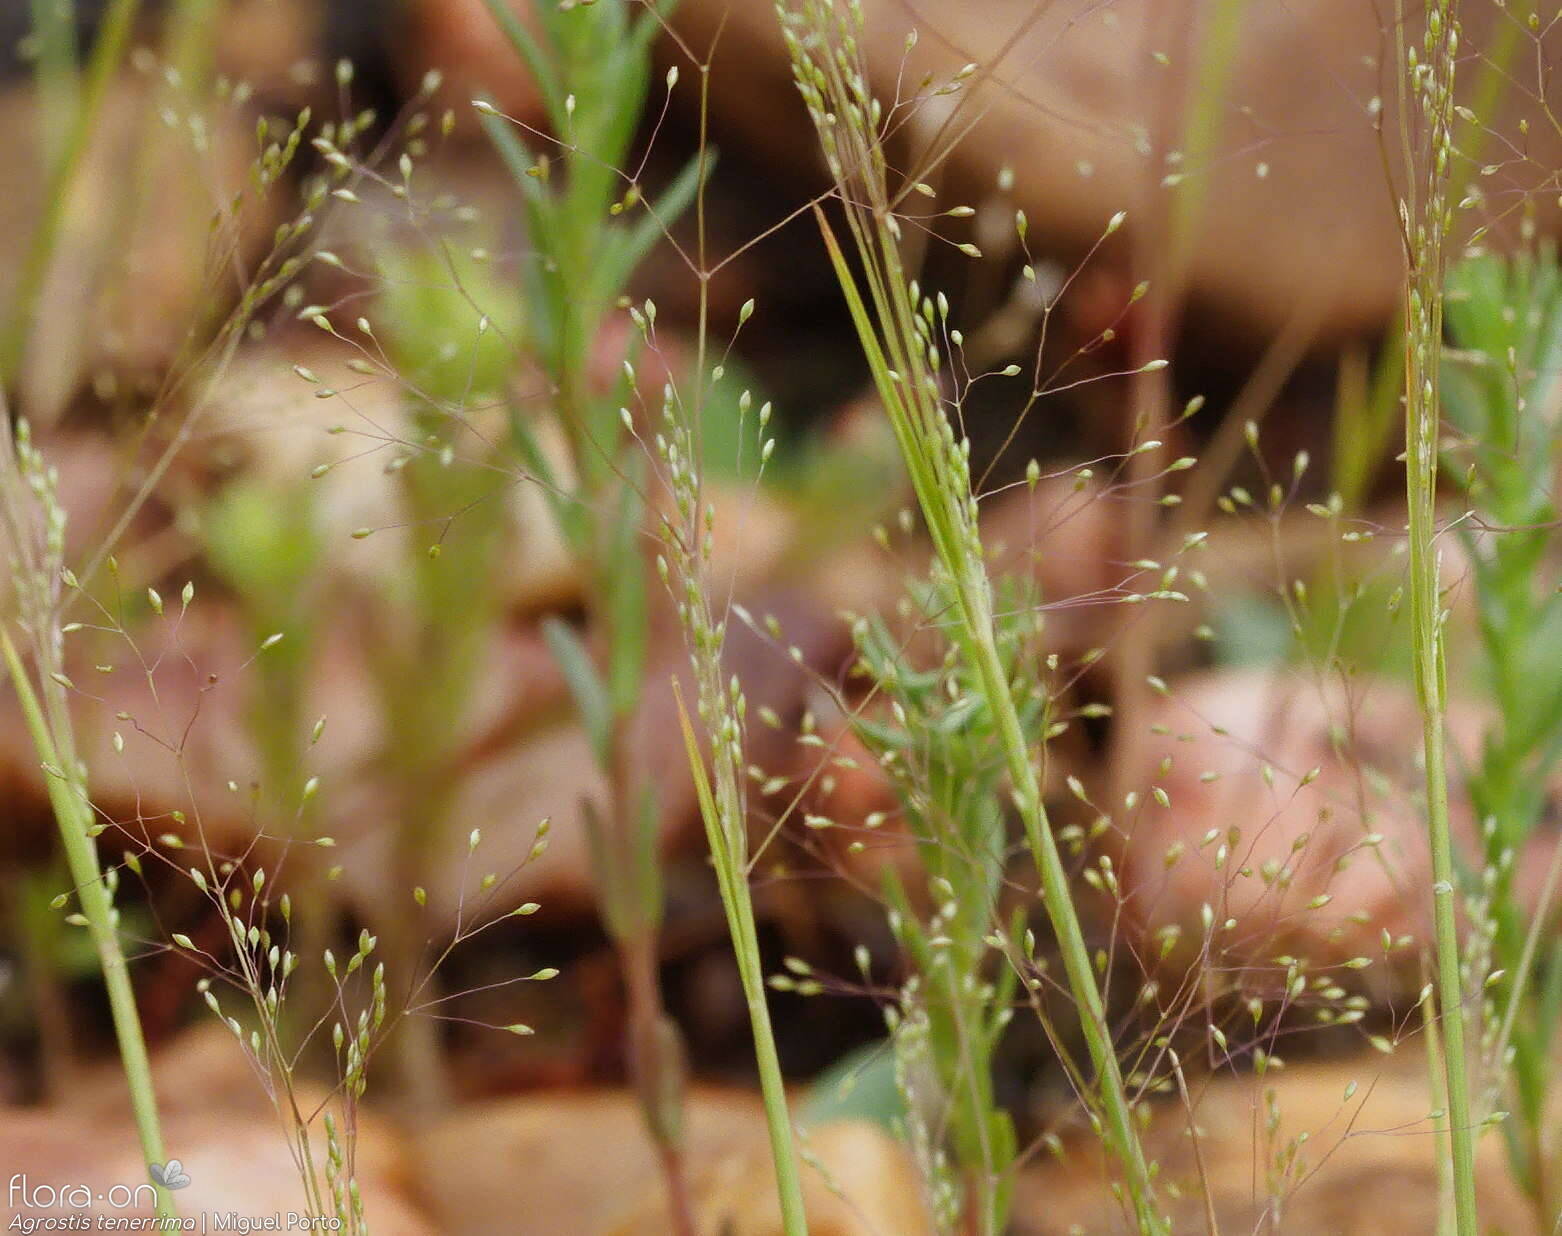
[
  {"x1": 5, "y1": 2, "x2": 1562, "y2": 1234},
  {"x1": 842, "y1": 572, "x2": 1046, "y2": 1233},
  {"x1": 475, "y1": 1, "x2": 702, "y2": 1226},
  {"x1": 776, "y1": 2, "x2": 1166, "y2": 1229},
  {"x1": 0, "y1": 414, "x2": 174, "y2": 1220},
  {"x1": 661, "y1": 399, "x2": 811, "y2": 1234},
  {"x1": 1, "y1": 9, "x2": 470, "y2": 1222},
  {"x1": 1442, "y1": 241, "x2": 1562, "y2": 1224}
]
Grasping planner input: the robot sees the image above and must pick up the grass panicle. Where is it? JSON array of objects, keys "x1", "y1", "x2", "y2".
[
  {"x1": 777, "y1": 2, "x2": 1166, "y2": 1229},
  {"x1": 652, "y1": 353, "x2": 810, "y2": 1232},
  {"x1": 1397, "y1": 0, "x2": 1478, "y2": 1229},
  {"x1": 0, "y1": 413, "x2": 174, "y2": 1219}
]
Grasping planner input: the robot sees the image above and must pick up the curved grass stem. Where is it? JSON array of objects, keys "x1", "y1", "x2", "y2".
[
  {"x1": 675, "y1": 684, "x2": 810, "y2": 1235},
  {"x1": 0, "y1": 627, "x2": 174, "y2": 1220}
]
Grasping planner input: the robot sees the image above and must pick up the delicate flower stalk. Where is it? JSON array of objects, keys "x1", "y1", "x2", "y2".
[
  {"x1": 0, "y1": 418, "x2": 173, "y2": 1219},
  {"x1": 674, "y1": 684, "x2": 810, "y2": 1236},
  {"x1": 658, "y1": 382, "x2": 809, "y2": 1234},
  {"x1": 777, "y1": 4, "x2": 1164, "y2": 1229},
  {"x1": 188, "y1": 873, "x2": 385, "y2": 1235},
  {"x1": 1399, "y1": 0, "x2": 1478, "y2": 1230}
]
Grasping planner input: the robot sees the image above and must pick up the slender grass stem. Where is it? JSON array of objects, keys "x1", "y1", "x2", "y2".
[
  {"x1": 812, "y1": 204, "x2": 1165, "y2": 1232},
  {"x1": 0, "y1": 627, "x2": 173, "y2": 1219},
  {"x1": 675, "y1": 684, "x2": 810, "y2": 1234},
  {"x1": 655, "y1": 25, "x2": 808, "y2": 1232},
  {"x1": 1401, "y1": 3, "x2": 1478, "y2": 1229},
  {"x1": 965, "y1": 588, "x2": 1165, "y2": 1236}
]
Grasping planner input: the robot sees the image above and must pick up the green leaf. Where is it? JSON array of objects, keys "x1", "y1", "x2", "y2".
[
  {"x1": 479, "y1": 111, "x2": 563, "y2": 365},
  {"x1": 506, "y1": 408, "x2": 589, "y2": 551},
  {"x1": 571, "y1": 49, "x2": 648, "y2": 214},
  {"x1": 541, "y1": 616, "x2": 611, "y2": 767},
  {"x1": 477, "y1": 0, "x2": 564, "y2": 121},
  {"x1": 799, "y1": 1040, "x2": 905, "y2": 1132},
  {"x1": 672, "y1": 682, "x2": 734, "y2": 881},
  {"x1": 603, "y1": 474, "x2": 649, "y2": 721},
  {"x1": 581, "y1": 797, "x2": 634, "y2": 942}
]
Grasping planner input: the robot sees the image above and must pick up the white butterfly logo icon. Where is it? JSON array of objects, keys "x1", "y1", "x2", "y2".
[{"x1": 148, "y1": 1160, "x2": 191, "y2": 1190}]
